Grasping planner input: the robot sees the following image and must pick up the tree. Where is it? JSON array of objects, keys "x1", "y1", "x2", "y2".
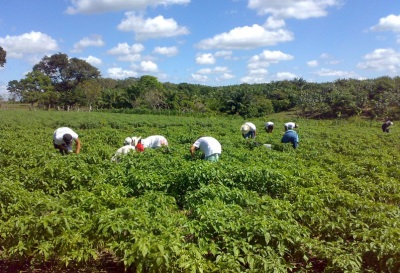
[
  {"x1": 0, "y1": 46, "x2": 6, "y2": 67},
  {"x1": 32, "y1": 53, "x2": 100, "y2": 105},
  {"x1": 33, "y1": 53, "x2": 100, "y2": 92}
]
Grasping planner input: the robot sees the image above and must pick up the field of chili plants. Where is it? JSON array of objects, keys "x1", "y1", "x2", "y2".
[{"x1": 0, "y1": 109, "x2": 399, "y2": 273}]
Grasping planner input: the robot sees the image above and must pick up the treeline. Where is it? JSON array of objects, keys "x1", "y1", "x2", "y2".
[{"x1": 6, "y1": 53, "x2": 400, "y2": 119}]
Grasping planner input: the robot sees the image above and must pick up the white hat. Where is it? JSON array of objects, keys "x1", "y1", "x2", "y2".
[
  {"x1": 241, "y1": 124, "x2": 250, "y2": 134},
  {"x1": 131, "y1": 136, "x2": 142, "y2": 146},
  {"x1": 124, "y1": 137, "x2": 133, "y2": 145}
]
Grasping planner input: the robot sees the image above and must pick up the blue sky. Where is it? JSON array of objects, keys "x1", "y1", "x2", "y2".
[{"x1": 1, "y1": 0, "x2": 400, "y2": 99}]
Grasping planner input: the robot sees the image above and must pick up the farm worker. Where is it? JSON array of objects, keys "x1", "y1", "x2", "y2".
[
  {"x1": 265, "y1": 121, "x2": 274, "y2": 133},
  {"x1": 53, "y1": 127, "x2": 81, "y2": 155},
  {"x1": 111, "y1": 145, "x2": 136, "y2": 162},
  {"x1": 284, "y1": 122, "x2": 298, "y2": 131},
  {"x1": 131, "y1": 135, "x2": 169, "y2": 152},
  {"x1": 382, "y1": 120, "x2": 393, "y2": 133},
  {"x1": 240, "y1": 122, "x2": 256, "y2": 139},
  {"x1": 281, "y1": 129, "x2": 299, "y2": 149},
  {"x1": 190, "y1": 136, "x2": 222, "y2": 162}
]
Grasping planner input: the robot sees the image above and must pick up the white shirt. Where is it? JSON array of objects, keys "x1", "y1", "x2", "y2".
[
  {"x1": 244, "y1": 122, "x2": 256, "y2": 131},
  {"x1": 193, "y1": 137, "x2": 222, "y2": 157},
  {"x1": 53, "y1": 127, "x2": 78, "y2": 145},
  {"x1": 285, "y1": 122, "x2": 296, "y2": 130},
  {"x1": 112, "y1": 145, "x2": 136, "y2": 161},
  {"x1": 265, "y1": 122, "x2": 274, "y2": 127},
  {"x1": 141, "y1": 135, "x2": 168, "y2": 148}
]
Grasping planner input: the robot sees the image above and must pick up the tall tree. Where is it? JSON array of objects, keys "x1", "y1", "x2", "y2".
[
  {"x1": 0, "y1": 46, "x2": 6, "y2": 67},
  {"x1": 33, "y1": 53, "x2": 100, "y2": 92}
]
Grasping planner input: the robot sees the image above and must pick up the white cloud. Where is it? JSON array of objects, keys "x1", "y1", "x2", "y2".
[
  {"x1": 196, "y1": 24, "x2": 293, "y2": 50},
  {"x1": 215, "y1": 50, "x2": 233, "y2": 59},
  {"x1": 264, "y1": 17, "x2": 285, "y2": 29},
  {"x1": 216, "y1": 73, "x2": 235, "y2": 81},
  {"x1": 191, "y1": 73, "x2": 208, "y2": 82},
  {"x1": 72, "y1": 35, "x2": 104, "y2": 52},
  {"x1": 307, "y1": 60, "x2": 319, "y2": 67},
  {"x1": 107, "y1": 67, "x2": 138, "y2": 79},
  {"x1": 370, "y1": 14, "x2": 400, "y2": 32},
  {"x1": 139, "y1": 60, "x2": 158, "y2": 72},
  {"x1": 357, "y1": 48, "x2": 400, "y2": 73},
  {"x1": 107, "y1": 43, "x2": 144, "y2": 62},
  {"x1": 118, "y1": 13, "x2": 189, "y2": 40},
  {"x1": 153, "y1": 46, "x2": 178, "y2": 56},
  {"x1": 81, "y1": 55, "x2": 102, "y2": 66},
  {"x1": 275, "y1": 72, "x2": 297, "y2": 80},
  {"x1": 66, "y1": 0, "x2": 190, "y2": 14},
  {"x1": 247, "y1": 0, "x2": 341, "y2": 19},
  {"x1": 197, "y1": 66, "x2": 229, "y2": 74},
  {"x1": 313, "y1": 68, "x2": 358, "y2": 78},
  {"x1": 107, "y1": 43, "x2": 144, "y2": 55},
  {"x1": 248, "y1": 50, "x2": 293, "y2": 69},
  {"x1": 240, "y1": 75, "x2": 267, "y2": 84},
  {"x1": 196, "y1": 53, "x2": 216, "y2": 65},
  {"x1": 0, "y1": 31, "x2": 58, "y2": 58}
]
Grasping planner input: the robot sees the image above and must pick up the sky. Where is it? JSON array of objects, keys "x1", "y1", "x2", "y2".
[{"x1": 1, "y1": 0, "x2": 400, "y2": 99}]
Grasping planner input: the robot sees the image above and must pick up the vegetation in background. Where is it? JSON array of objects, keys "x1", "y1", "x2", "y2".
[
  {"x1": 6, "y1": 53, "x2": 400, "y2": 119},
  {"x1": 0, "y1": 110, "x2": 399, "y2": 272}
]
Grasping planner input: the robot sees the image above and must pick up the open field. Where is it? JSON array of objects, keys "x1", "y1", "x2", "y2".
[{"x1": 0, "y1": 109, "x2": 399, "y2": 272}]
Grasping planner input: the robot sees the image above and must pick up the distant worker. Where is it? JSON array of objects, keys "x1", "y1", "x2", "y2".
[
  {"x1": 241, "y1": 122, "x2": 257, "y2": 139},
  {"x1": 111, "y1": 145, "x2": 136, "y2": 162},
  {"x1": 281, "y1": 129, "x2": 299, "y2": 149},
  {"x1": 382, "y1": 120, "x2": 393, "y2": 133},
  {"x1": 284, "y1": 122, "x2": 299, "y2": 131},
  {"x1": 190, "y1": 136, "x2": 222, "y2": 162},
  {"x1": 265, "y1": 121, "x2": 274, "y2": 133},
  {"x1": 53, "y1": 127, "x2": 81, "y2": 155},
  {"x1": 131, "y1": 135, "x2": 169, "y2": 152}
]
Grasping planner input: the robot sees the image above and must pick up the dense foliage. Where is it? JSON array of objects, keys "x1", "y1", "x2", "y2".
[
  {"x1": 0, "y1": 110, "x2": 399, "y2": 272},
  {"x1": 6, "y1": 54, "x2": 400, "y2": 119}
]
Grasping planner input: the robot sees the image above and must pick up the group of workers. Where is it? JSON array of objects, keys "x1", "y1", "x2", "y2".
[
  {"x1": 52, "y1": 119, "x2": 393, "y2": 162},
  {"x1": 241, "y1": 121, "x2": 300, "y2": 149}
]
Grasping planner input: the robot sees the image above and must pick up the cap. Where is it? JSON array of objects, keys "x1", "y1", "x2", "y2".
[
  {"x1": 241, "y1": 124, "x2": 250, "y2": 134},
  {"x1": 63, "y1": 134, "x2": 73, "y2": 144},
  {"x1": 124, "y1": 137, "x2": 133, "y2": 145},
  {"x1": 131, "y1": 136, "x2": 142, "y2": 146}
]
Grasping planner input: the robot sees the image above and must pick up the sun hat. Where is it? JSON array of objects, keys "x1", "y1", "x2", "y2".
[
  {"x1": 63, "y1": 134, "x2": 73, "y2": 144},
  {"x1": 124, "y1": 137, "x2": 133, "y2": 145},
  {"x1": 241, "y1": 124, "x2": 250, "y2": 134},
  {"x1": 131, "y1": 136, "x2": 142, "y2": 146}
]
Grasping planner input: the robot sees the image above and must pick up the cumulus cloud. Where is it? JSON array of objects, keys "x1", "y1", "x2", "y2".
[
  {"x1": 197, "y1": 24, "x2": 293, "y2": 50},
  {"x1": 108, "y1": 43, "x2": 144, "y2": 55},
  {"x1": 357, "y1": 48, "x2": 400, "y2": 73},
  {"x1": 196, "y1": 53, "x2": 216, "y2": 65},
  {"x1": 370, "y1": 14, "x2": 400, "y2": 32},
  {"x1": 248, "y1": 50, "x2": 293, "y2": 69},
  {"x1": 247, "y1": 0, "x2": 341, "y2": 19},
  {"x1": 191, "y1": 73, "x2": 208, "y2": 82},
  {"x1": 0, "y1": 31, "x2": 58, "y2": 59},
  {"x1": 66, "y1": 0, "x2": 190, "y2": 14},
  {"x1": 107, "y1": 43, "x2": 144, "y2": 62},
  {"x1": 153, "y1": 46, "x2": 178, "y2": 56},
  {"x1": 107, "y1": 67, "x2": 138, "y2": 79},
  {"x1": 197, "y1": 66, "x2": 229, "y2": 74},
  {"x1": 118, "y1": 13, "x2": 189, "y2": 40},
  {"x1": 215, "y1": 50, "x2": 233, "y2": 59},
  {"x1": 313, "y1": 68, "x2": 358, "y2": 78},
  {"x1": 241, "y1": 75, "x2": 267, "y2": 84},
  {"x1": 307, "y1": 60, "x2": 319, "y2": 67},
  {"x1": 81, "y1": 55, "x2": 102, "y2": 66},
  {"x1": 72, "y1": 35, "x2": 104, "y2": 52},
  {"x1": 139, "y1": 60, "x2": 158, "y2": 72},
  {"x1": 275, "y1": 72, "x2": 297, "y2": 80},
  {"x1": 216, "y1": 73, "x2": 235, "y2": 81}
]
